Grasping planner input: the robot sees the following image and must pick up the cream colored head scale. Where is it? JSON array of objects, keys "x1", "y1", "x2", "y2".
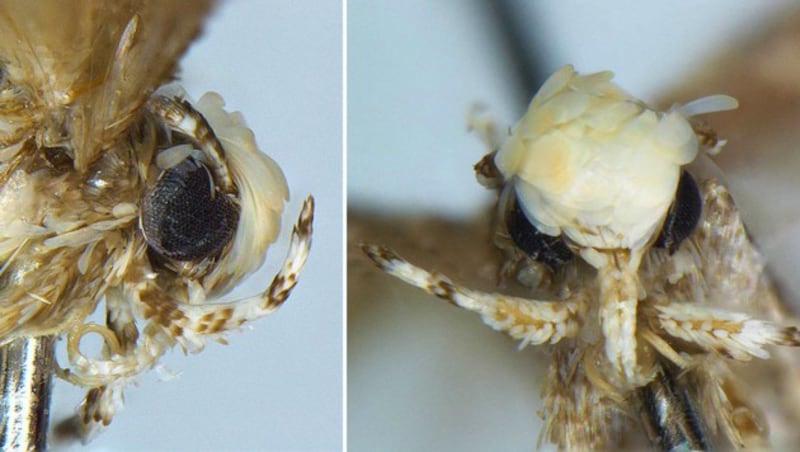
[{"x1": 495, "y1": 65, "x2": 737, "y2": 384}]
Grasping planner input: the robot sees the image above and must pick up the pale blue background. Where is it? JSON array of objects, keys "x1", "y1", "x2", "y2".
[{"x1": 349, "y1": 0, "x2": 798, "y2": 217}]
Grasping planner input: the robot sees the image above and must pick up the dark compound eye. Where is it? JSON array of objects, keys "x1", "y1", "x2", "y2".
[
  {"x1": 141, "y1": 158, "x2": 239, "y2": 261},
  {"x1": 654, "y1": 170, "x2": 702, "y2": 254},
  {"x1": 506, "y1": 194, "x2": 573, "y2": 267}
]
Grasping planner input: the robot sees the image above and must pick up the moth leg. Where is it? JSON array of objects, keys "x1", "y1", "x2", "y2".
[
  {"x1": 104, "y1": 286, "x2": 141, "y2": 352},
  {"x1": 71, "y1": 382, "x2": 126, "y2": 443},
  {"x1": 361, "y1": 244, "x2": 585, "y2": 347},
  {"x1": 70, "y1": 287, "x2": 142, "y2": 440},
  {"x1": 685, "y1": 360, "x2": 770, "y2": 449},
  {"x1": 62, "y1": 197, "x2": 313, "y2": 386},
  {"x1": 147, "y1": 95, "x2": 233, "y2": 193},
  {"x1": 643, "y1": 321, "x2": 764, "y2": 448},
  {"x1": 53, "y1": 380, "x2": 127, "y2": 446},
  {"x1": 55, "y1": 319, "x2": 134, "y2": 443},
  {"x1": 159, "y1": 196, "x2": 314, "y2": 351},
  {"x1": 649, "y1": 303, "x2": 800, "y2": 360}
]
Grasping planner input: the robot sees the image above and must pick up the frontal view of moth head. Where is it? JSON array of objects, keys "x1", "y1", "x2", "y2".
[
  {"x1": 0, "y1": 0, "x2": 313, "y2": 444},
  {"x1": 364, "y1": 65, "x2": 800, "y2": 449}
]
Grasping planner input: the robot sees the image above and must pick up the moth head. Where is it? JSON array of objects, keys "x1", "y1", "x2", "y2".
[
  {"x1": 495, "y1": 65, "x2": 736, "y2": 265},
  {"x1": 140, "y1": 92, "x2": 288, "y2": 296}
]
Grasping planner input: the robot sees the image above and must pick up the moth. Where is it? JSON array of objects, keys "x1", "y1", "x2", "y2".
[
  {"x1": 363, "y1": 65, "x2": 800, "y2": 449},
  {"x1": 0, "y1": 0, "x2": 313, "y2": 442}
]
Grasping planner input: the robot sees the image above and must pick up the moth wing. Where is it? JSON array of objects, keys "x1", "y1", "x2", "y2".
[
  {"x1": 687, "y1": 176, "x2": 780, "y2": 314},
  {"x1": 670, "y1": 175, "x2": 800, "y2": 448},
  {"x1": 0, "y1": 0, "x2": 215, "y2": 170}
]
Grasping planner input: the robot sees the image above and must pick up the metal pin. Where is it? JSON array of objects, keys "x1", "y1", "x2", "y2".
[
  {"x1": 638, "y1": 363, "x2": 711, "y2": 451},
  {"x1": 0, "y1": 336, "x2": 55, "y2": 451}
]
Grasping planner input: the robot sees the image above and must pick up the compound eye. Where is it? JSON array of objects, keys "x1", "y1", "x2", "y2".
[
  {"x1": 654, "y1": 170, "x2": 702, "y2": 254},
  {"x1": 141, "y1": 157, "x2": 239, "y2": 261},
  {"x1": 506, "y1": 194, "x2": 573, "y2": 267}
]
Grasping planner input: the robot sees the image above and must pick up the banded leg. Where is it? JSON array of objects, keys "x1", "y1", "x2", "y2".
[
  {"x1": 62, "y1": 197, "x2": 313, "y2": 387},
  {"x1": 362, "y1": 244, "x2": 585, "y2": 347},
  {"x1": 71, "y1": 287, "x2": 141, "y2": 440},
  {"x1": 169, "y1": 196, "x2": 314, "y2": 350},
  {"x1": 148, "y1": 95, "x2": 233, "y2": 192},
  {"x1": 650, "y1": 303, "x2": 800, "y2": 361}
]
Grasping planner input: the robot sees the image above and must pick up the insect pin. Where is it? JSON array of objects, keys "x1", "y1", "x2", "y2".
[
  {"x1": 363, "y1": 64, "x2": 800, "y2": 449},
  {"x1": 0, "y1": 0, "x2": 314, "y2": 445}
]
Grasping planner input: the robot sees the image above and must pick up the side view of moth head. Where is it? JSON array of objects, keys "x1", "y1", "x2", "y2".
[
  {"x1": 0, "y1": 0, "x2": 314, "y2": 447},
  {"x1": 364, "y1": 64, "x2": 800, "y2": 450}
]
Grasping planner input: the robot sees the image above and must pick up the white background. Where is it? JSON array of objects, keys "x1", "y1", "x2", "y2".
[
  {"x1": 53, "y1": 1, "x2": 342, "y2": 450},
  {"x1": 348, "y1": 1, "x2": 798, "y2": 451}
]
